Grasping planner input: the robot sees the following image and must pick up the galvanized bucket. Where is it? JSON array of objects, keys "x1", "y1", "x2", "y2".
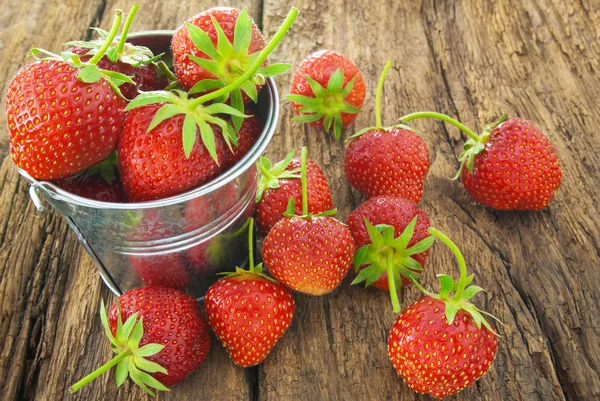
[{"x1": 18, "y1": 31, "x2": 279, "y2": 299}]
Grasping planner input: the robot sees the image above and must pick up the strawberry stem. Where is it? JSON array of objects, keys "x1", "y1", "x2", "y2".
[
  {"x1": 189, "y1": 7, "x2": 298, "y2": 108},
  {"x1": 428, "y1": 228, "x2": 468, "y2": 299},
  {"x1": 71, "y1": 350, "x2": 131, "y2": 393},
  {"x1": 386, "y1": 251, "x2": 401, "y2": 313},
  {"x1": 375, "y1": 61, "x2": 392, "y2": 129},
  {"x1": 300, "y1": 147, "x2": 308, "y2": 216},
  {"x1": 89, "y1": 10, "x2": 124, "y2": 65},
  {"x1": 400, "y1": 111, "x2": 480, "y2": 142},
  {"x1": 248, "y1": 218, "x2": 255, "y2": 273},
  {"x1": 117, "y1": 4, "x2": 140, "y2": 56}
]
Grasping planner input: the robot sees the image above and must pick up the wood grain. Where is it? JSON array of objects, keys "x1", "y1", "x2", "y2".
[{"x1": 1, "y1": 0, "x2": 599, "y2": 400}]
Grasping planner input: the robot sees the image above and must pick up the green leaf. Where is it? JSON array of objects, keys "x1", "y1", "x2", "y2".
[
  {"x1": 402, "y1": 256, "x2": 424, "y2": 272},
  {"x1": 182, "y1": 115, "x2": 198, "y2": 158},
  {"x1": 350, "y1": 263, "x2": 376, "y2": 285},
  {"x1": 203, "y1": 103, "x2": 249, "y2": 118},
  {"x1": 146, "y1": 104, "x2": 182, "y2": 133},
  {"x1": 99, "y1": 301, "x2": 116, "y2": 343},
  {"x1": 445, "y1": 303, "x2": 460, "y2": 325},
  {"x1": 347, "y1": 126, "x2": 375, "y2": 140},
  {"x1": 211, "y1": 16, "x2": 234, "y2": 55},
  {"x1": 452, "y1": 274, "x2": 474, "y2": 291},
  {"x1": 285, "y1": 197, "x2": 296, "y2": 216},
  {"x1": 198, "y1": 120, "x2": 218, "y2": 163},
  {"x1": 364, "y1": 265, "x2": 384, "y2": 287},
  {"x1": 438, "y1": 274, "x2": 455, "y2": 298},
  {"x1": 92, "y1": 27, "x2": 109, "y2": 39},
  {"x1": 189, "y1": 78, "x2": 225, "y2": 95},
  {"x1": 364, "y1": 219, "x2": 383, "y2": 248},
  {"x1": 118, "y1": 312, "x2": 139, "y2": 344},
  {"x1": 292, "y1": 113, "x2": 323, "y2": 123},
  {"x1": 231, "y1": 88, "x2": 244, "y2": 132},
  {"x1": 129, "y1": 318, "x2": 144, "y2": 349},
  {"x1": 233, "y1": 8, "x2": 252, "y2": 54},
  {"x1": 115, "y1": 358, "x2": 129, "y2": 387},
  {"x1": 186, "y1": 23, "x2": 220, "y2": 60},
  {"x1": 341, "y1": 74, "x2": 357, "y2": 97},
  {"x1": 287, "y1": 94, "x2": 323, "y2": 108},
  {"x1": 188, "y1": 54, "x2": 219, "y2": 75},
  {"x1": 240, "y1": 80, "x2": 258, "y2": 103},
  {"x1": 134, "y1": 356, "x2": 168, "y2": 374},
  {"x1": 341, "y1": 103, "x2": 361, "y2": 114},
  {"x1": 467, "y1": 151, "x2": 476, "y2": 174},
  {"x1": 462, "y1": 285, "x2": 485, "y2": 301},
  {"x1": 130, "y1": 364, "x2": 170, "y2": 392},
  {"x1": 323, "y1": 115, "x2": 334, "y2": 133},
  {"x1": 327, "y1": 69, "x2": 344, "y2": 91},
  {"x1": 353, "y1": 245, "x2": 369, "y2": 270},
  {"x1": 125, "y1": 91, "x2": 177, "y2": 111},
  {"x1": 77, "y1": 64, "x2": 102, "y2": 83},
  {"x1": 305, "y1": 75, "x2": 327, "y2": 97},
  {"x1": 136, "y1": 343, "x2": 165, "y2": 357},
  {"x1": 106, "y1": 47, "x2": 118, "y2": 63},
  {"x1": 258, "y1": 63, "x2": 291, "y2": 77},
  {"x1": 333, "y1": 113, "x2": 343, "y2": 140},
  {"x1": 403, "y1": 235, "x2": 435, "y2": 256},
  {"x1": 393, "y1": 217, "x2": 418, "y2": 250},
  {"x1": 100, "y1": 70, "x2": 135, "y2": 86}
]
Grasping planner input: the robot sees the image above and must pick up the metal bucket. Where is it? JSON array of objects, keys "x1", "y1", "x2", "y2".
[{"x1": 17, "y1": 31, "x2": 279, "y2": 299}]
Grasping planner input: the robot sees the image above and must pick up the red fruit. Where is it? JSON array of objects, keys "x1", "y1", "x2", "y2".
[
  {"x1": 130, "y1": 253, "x2": 190, "y2": 290},
  {"x1": 344, "y1": 128, "x2": 430, "y2": 203},
  {"x1": 460, "y1": 117, "x2": 562, "y2": 210},
  {"x1": 205, "y1": 272, "x2": 295, "y2": 366},
  {"x1": 5, "y1": 60, "x2": 126, "y2": 180},
  {"x1": 70, "y1": 46, "x2": 161, "y2": 100},
  {"x1": 388, "y1": 296, "x2": 498, "y2": 398},
  {"x1": 172, "y1": 7, "x2": 266, "y2": 98},
  {"x1": 288, "y1": 50, "x2": 366, "y2": 140},
  {"x1": 109, "y1": 287, "x2": 210, "y2": 388},
  {"x1": 222, "y1": 110, "x2": 262, "y2": 170},
  {"x1": 346, "y1": 197, "x2": 431, "y2": 291},
  {"x1": 256, "y1": 152, "x2": 332, "y2": 236},
  {"x1": 55, "y1": 175, "x2": 126, "y2": 202},
  {"x1": 118, "y1": 103, "x2": 226, "y2": 202},
  {"x1": 262, "y1": 216, "x2": 355, "y2": 295}
]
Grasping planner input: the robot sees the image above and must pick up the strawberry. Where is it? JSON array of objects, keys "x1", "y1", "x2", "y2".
[
  {"x1": 120, "y1": 9, "x2": 299, "y2": 202},
  {"x1": 5, "y1": 10, "x2": 131, "y2": 181},
  {"x1": 345, "y1": 61, "x2": 429, "y2": 203},
  {"x1": 347, "y1": 196, "x2": 433, "y2": 312},
  {"x1": 205, "y1": 218, "x2": 295, "y2": 366},
  {"x1": 56, "y1": 175, "x2": 125, "y2": 202},
  {"x1": 288, "y1": 50, "x2": 366, "y2": 140},
  {"x1": 172, "y1": 7, "x2": 290, "y2": 120},
  {"x1": 71, "y1": 286, "x2": 211, "y2": 395},
  {"x1": 388, "y1": 229, "x2": 499, "y2": 399},
  {"x1": 399, "y1": 113, "x2": 562, "y2": 210},
  {"x1": 261, "y1": 148, "x2": 355, "y2": 295},
  {"x1": 67, "y1": 5, "x2": 163, "y2": 100},
  {"x1": 118, "y1": 102, "x2": 227, "y2": 202},
  {"x1": 222, "y1": 108, "x2": 262, "y2": 170},
  {"x1": 255, "y1": 150, "x2": 333, "y2": 236}
]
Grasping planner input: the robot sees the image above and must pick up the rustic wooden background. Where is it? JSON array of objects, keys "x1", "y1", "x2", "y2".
[{"x1": 1, "y1": 0, "x2": 599, "y2": 400}]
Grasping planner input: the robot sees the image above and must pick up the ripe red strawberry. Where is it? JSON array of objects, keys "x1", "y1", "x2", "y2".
[
  {"x1": 288, "y1": 50, "x2": 366, "y2": 140},
  {"x1": 222, "y1": 108, "x2": 262, "y2": 170},
  {"x1": 205, "y1": 218, "x2": 295, "y2": 366},
  {"x1": 388, "y1": 229, "x2": 499, "y2": 399},
  {"x1": 56, "y1": 175, "x2": 126, "y2": 202},
  {"x1": 71, "y1": 286, "x2": 211, "y2": 395},
  {"x1": 4, "y1": 10, "x2": 132, "y2": 180},
  {"x1": 261, "y1": 148, "x2": 355, "y2": 295},
  {"x1": 345, "y1": 61, "x2": 429, "y2": 203},
  {"x1": 346, "y1": 197, "x2": 432, "y2": 312},
  {"x1": 68, "y1": 5, "x2": 163, "y2": 100},
  {"x1": 118, "y1": 103, "x2": 227, "y2": 202},
  {"x1": 120, "y1": 10, "x2": 299, "y2": 202},
  {"x1": 400, "y1": 113, "x2": 562, "y2": 210},
  {"x1": 256, "y1": 150, "x2": 333, "y2": 236}
]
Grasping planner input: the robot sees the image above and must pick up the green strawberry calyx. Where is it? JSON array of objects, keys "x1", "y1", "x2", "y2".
[
  {"x1": 398, "y1": 111, "x2": 508, "y2": 179},
  {"x1": 287, "y1": 68, "x2": 361, "y2": 140},
  {"x1": 186, "y1": 7, "x2": 291, "y2": 131},
  {"x1": 70, "y1": 301, "x2": 169, "y2": 396},
  {"x1": 281, "y1": 147, "x2": 337, "y2": 219},
  {"x1": 255, "y1": 149, "x2": 301, "y2": 203},
  {"x1": 411, "y1": 228, "x2": 502, "y2": 335},
  {"x1": 64, "y1": 4, "x2": 163, "y2": 68},
  {"x1": 347, "y1": 60, "x2": 421, "y2": 142},
  {"x1": 29, "y1": 8, "x2": 136, "y2": 99},
  {"x1": 351, "y1": 217, "x2": 435, "y2": 313},
  {"x1": 124, "y1": 8, "x2": 299, "y2": 164}
]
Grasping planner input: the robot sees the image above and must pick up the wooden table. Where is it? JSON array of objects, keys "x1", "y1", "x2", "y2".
[{"x1": 2, "y1": 0, "x2": 599, "y2": 400}]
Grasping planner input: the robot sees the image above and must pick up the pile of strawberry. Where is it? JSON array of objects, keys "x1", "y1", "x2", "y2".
[
  {"x1": 5, "y1": 3, "x2": 565, "y2": 400},
  {"x1": 5, "y1": 5, "x2": 296, "y2": 203}
]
